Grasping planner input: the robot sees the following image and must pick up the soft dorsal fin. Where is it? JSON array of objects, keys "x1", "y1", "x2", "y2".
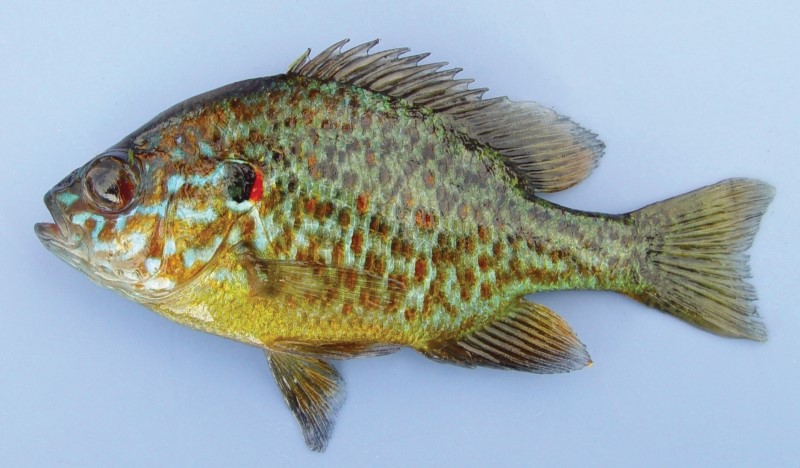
[{"x1": 289, "y1": 39, "x2": 605, "y2": 193}]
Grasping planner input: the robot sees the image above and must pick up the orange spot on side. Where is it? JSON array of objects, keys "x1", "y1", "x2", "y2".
[
  {"x1": 480, "y1": 282, "x2": 492, "y2": 300},
  {"x1": 365, "y1": 151, "x2": 376, "y2": 167},
  {"x1": 332, "y1": 242, "x2": 344, "y2": 265},
  {"x1": 424, "y1": 173, "x2": 436, "y2": 187},
  {"x1": 401, "y1": 240, "x2": 413, "y2": 259},
  {"x1": 493, "y1": 241, "x2": 505, "y2": 257},
  {"x1": 305, "y1": 197, "x2": 317, "y2": 213},
  {"x1": 344, "y1": 270, "x2": 358, "y2": 290},
  {"x1": 341, "y1": 303, "x2": 353, "y2": 316},
  {"x1": 306, "y1": 238, "x2": 318, "y2": 261},
  {"x1": 356, "y1": 193, "x2": 370, "y2": 214},
  {"x1": 338, "y1": 210, "x2": 351, "y2": 228},
  {"x1": 313, "y1": 201, "x2": 333, "y2": 219},
  {"x1": 464, "y1": 237, "x2": 475, "y2": 254},
  {"x1": 414, "y1": 209, "x2": 435, "y2": 230},
  {"x1": 414, "y1": 258, "x2": 427, "y2": 282},
  {"x1": 351, "y1": 231, "x2": 364, "y2": 255}
]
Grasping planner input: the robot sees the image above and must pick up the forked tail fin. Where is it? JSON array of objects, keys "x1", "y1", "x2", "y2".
[{"x1": 630, "y1": 178, "x2": 775, "y2": 341}]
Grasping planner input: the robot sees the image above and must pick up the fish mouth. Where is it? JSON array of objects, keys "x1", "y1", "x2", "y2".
[
  {"x1": 35, "y1": 192, "x2": 84, "y2": 264},
  {"x1": 34, "y1": 221, "x2": 65, "y2": 244}
]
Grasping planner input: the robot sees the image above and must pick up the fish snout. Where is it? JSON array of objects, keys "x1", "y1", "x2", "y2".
[{"x1": 36, "y1": 183, "x2": 83, "y2": 249}]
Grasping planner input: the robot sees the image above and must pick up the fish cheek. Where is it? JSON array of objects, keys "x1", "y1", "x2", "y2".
[{"x1": 158, "y1": 192, "x2": 240, "y2": 284}]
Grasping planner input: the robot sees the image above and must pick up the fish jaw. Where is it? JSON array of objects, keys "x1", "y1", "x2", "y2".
[{"x1": 35, "y1": 190, "x2": 88, "y2": 271}]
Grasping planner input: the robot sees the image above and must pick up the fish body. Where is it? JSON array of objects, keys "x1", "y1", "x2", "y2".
[
  {"x1": 35, "y1": 40, "x2": 774, "y2": 451},
  {"x1": 137, "y1": 74, "x2": 628, "y2": 348}
]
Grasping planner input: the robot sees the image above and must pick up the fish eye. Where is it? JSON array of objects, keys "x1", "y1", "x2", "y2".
[
  {"x1": 226, "y1": 162, "x2": 257, "y2": 203},
  {"x1": 84, "y1": 155, "x2": 138, "y2": 213}
]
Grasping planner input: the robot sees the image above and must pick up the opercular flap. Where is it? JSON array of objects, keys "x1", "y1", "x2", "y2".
[{"x1": 289, "y1": 39, "x2": 605, "y2": 194}]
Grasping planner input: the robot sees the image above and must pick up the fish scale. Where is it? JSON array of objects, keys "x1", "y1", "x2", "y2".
[
  {"x1": 135, "y1": 75, "x2": 628, "y2": 343},
  {"x1": 36, "y1": 40, "x2": 774, "y2": 451}
]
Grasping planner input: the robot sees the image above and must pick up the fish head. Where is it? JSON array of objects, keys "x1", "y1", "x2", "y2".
[{"x1": 36, "y1": 145, "x2": 262, "y2": 302}]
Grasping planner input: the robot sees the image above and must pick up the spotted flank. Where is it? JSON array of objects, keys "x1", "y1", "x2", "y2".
[{"x1": 36, "y1": 39, "x2": 774, "y2": 451}]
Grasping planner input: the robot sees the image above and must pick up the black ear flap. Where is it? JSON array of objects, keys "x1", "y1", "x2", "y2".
[{"x1": 225, "y1": 162, "x2": 256, "y2": 203}]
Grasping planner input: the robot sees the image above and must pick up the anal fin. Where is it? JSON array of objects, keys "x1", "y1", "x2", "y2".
[
  {"x1": 422, "y1": 297, "x2": 591, "y2": 373},
  {"x1": 265, "y1": 351, "x2": 345, "y2": 452}
]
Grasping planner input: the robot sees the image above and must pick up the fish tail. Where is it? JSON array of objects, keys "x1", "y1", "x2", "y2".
[{"x1": 629, "y1": 178, "x2": 775, "y2": 341}]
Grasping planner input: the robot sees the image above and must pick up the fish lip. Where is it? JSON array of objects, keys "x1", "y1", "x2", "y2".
[
  {"x1": 35, "y1": 191, "x2": 80, "y2": 250},
  {"x1": 33, "y1": 221, "x2": 63, "y2": 244}
]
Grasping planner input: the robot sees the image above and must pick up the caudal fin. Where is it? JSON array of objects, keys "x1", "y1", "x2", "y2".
[{"x1": 631, "y1": 178, "x2": 775, "y2": 341}]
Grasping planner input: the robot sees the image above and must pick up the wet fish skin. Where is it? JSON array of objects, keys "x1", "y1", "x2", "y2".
[{"x1": 35, "y1": 40, "x2": 773, "y2": 451}]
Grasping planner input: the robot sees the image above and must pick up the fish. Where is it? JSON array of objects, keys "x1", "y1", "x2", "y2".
[{"x1": 35, "y1": 39, "x2": 774, "y2": 451}]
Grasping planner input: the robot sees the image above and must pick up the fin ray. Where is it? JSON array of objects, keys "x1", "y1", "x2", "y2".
[
  {"x1": 239, "y1": 250, "x2": 406, "y2": 312},
  {"x1": 266, "y1": 351, "x2": 345, "y2": 452},
  {"x1": 631, "y1": 178, "x2": 774, "y2": 341},
  {"x1": 421, "y1": 297, "x2": 591, "y2": 373}
]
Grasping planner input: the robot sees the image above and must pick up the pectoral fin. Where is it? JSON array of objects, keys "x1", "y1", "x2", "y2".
[
  {"x1": 265, "y1": 351, "x2": 345, "y2": 452},
  {"x1": 422, "y1": 297, "x2": 591, "y2": 373},
  {"x1": 240, "y1": 250, "x2": 406, "y2": 311}
]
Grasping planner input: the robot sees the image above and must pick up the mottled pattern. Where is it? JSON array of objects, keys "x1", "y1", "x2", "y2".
[{"x1": 116, "y1": 75, "x2": 638, "y2": 348}]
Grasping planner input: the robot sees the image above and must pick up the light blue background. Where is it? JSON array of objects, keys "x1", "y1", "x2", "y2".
[{"x1": 2, "y1": 1, "x2": 798, "y2": 466}]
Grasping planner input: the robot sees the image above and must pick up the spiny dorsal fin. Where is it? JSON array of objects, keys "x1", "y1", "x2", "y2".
[
  {"x1": 289, "y1": 39, "x2": 605, "y2": 193},
  {"x1": 421, "y1": 297, "x2": 591, "y2": 373}
]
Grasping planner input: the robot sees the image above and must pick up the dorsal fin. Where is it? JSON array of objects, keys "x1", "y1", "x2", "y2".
[{"x1": 288, "y1": 39, "x2": 605, "y2": 193}]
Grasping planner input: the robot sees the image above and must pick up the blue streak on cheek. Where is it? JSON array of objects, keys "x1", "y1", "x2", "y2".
[
  {"x1": 56, "y1": 192, "x2": 79, "y2": 208},
  {"x1": 115, "y1": 215, "x2": 128, "y2": 232},
  {"x1": 145, "y1": 257, "x2": 161, "y2": 275},
  {"x1": 164, "y1": 238, "x2": 177, "y2": 255},
  {"x1": 91, "y1": 217, "x2": 106, "y2": 242},
  {"x1": 199, "y1": 142, "x2": 214, "y2": 158},
  {"x1": 72, "y1": 211, "x2": 107, "y2": 242},
  {"x1": 182, "y1": 236, "x2": 223, "y2": 268},
  {"x1": 72, "y1": 212, "x2": 92, "y2": 225},
  {"x1": 170, "y1": 148, "x2": 186, "y2": 161},
  {"x1": 137, "y1": 201, "x2": 168, "y2": 217},
  {"x1": 167, "y1": 175, "x2": 185, "y2": 194},
  {"x1": 188, "y1": 164, "x2": 225, "y2": 186}
]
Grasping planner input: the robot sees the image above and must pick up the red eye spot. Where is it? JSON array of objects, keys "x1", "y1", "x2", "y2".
[{"x1": 249, "y1": 168, "x2": 263, "y2": 202}]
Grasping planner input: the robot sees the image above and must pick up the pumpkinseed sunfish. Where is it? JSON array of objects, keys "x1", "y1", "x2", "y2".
[{"x1": 35, "y1": 39, "x2": 774, "y2": 451}]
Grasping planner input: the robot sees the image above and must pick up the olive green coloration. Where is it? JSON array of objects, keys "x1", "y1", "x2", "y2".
[{"x1": 36, "y1": 40, "x2": 774, "y2": 451}]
